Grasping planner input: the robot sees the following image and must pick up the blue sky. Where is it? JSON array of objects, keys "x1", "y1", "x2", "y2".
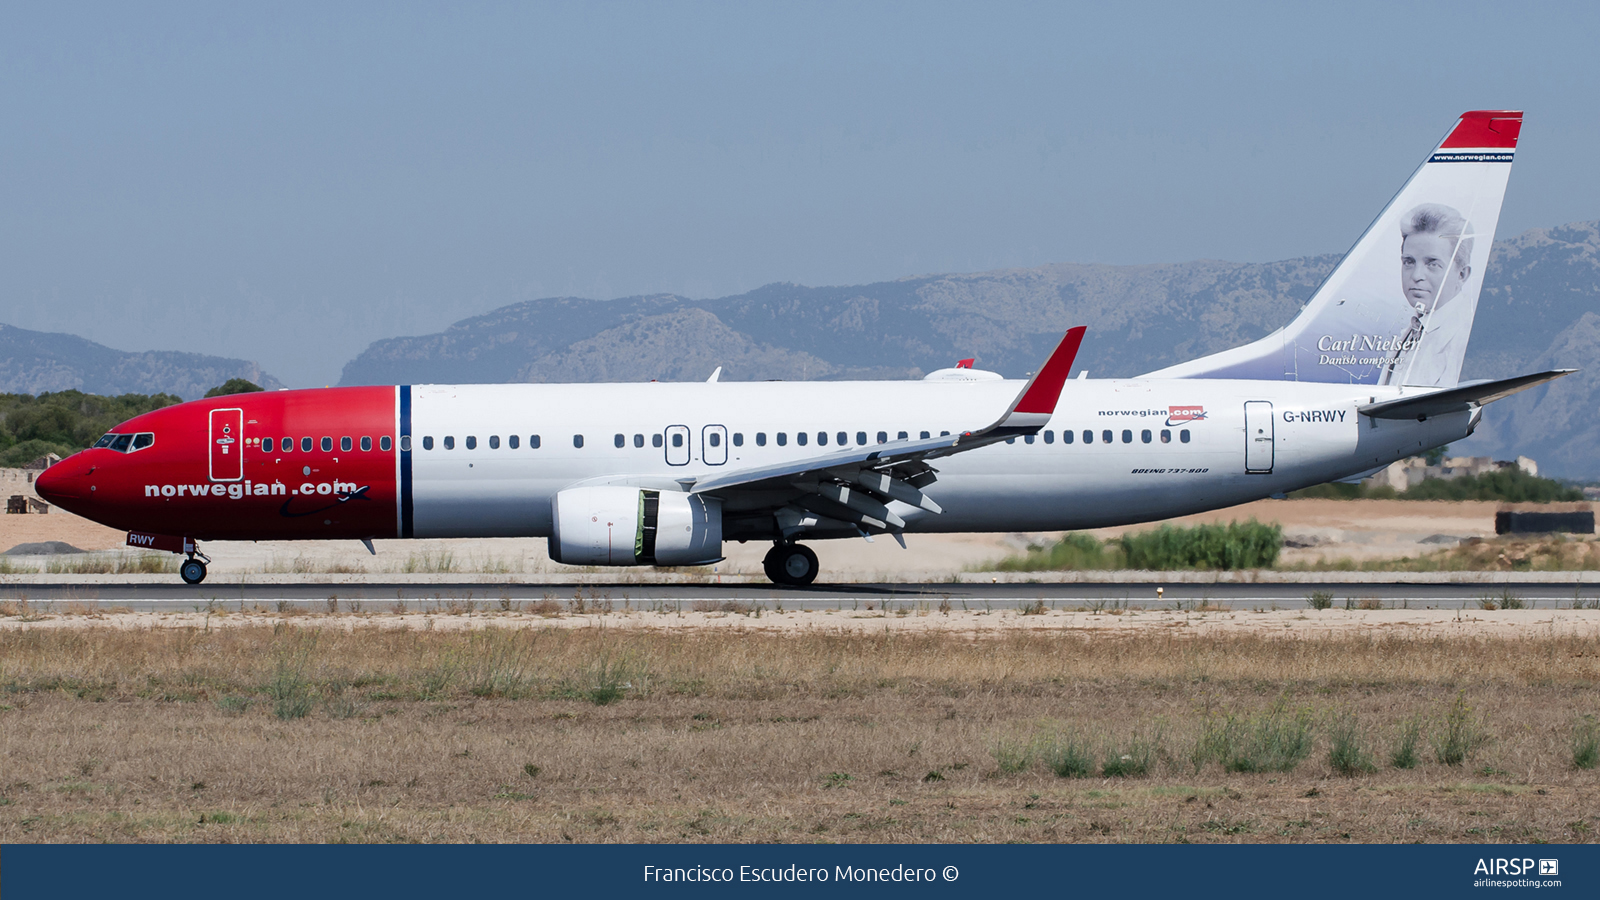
[{"x1": 2, "y1": 1, "x2": 1597, "y2": 386}]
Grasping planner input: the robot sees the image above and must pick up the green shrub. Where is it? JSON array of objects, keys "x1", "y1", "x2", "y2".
[
  {"x1": 1101, "y1": 729, "x2": 1160, "y2": 778},
  {"x1": 1390, "y1": 717, "x2": 1423, "y2": 769},
  {"x1": 1193, "y1": 703, "x2": 1315, "y2": 773},
  {"x1": 1120, "y1": 520, "x2": 1282, "y2": 571},
  {"x1": 1573, "y1": 716, "x2": 1600, "y2": 770},
  {"x1": 1327, "y1": 712, "x2": 1377, "y2": 776},
  {"x1": 0, "y1": 390, "x2": 182, "y2": 464},
  {"x1": 266, "y1": 659, "x2": 315, "y2": 721},
  {"x1": 1042, "y1": 736, "x2": 1096, "y2": 779},
  {"x1": 1308, "y1": 591, "x2": 1334, "y2": 610},
  {"x1": 994, "y1": 532, "x2": 1114, "y2": 571},
  {"x1": 1432, "y1": 694, "x2": 1489, "y2": 766}
]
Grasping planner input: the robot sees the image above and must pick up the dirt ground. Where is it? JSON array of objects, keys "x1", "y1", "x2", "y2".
[{"x1": 0, "y1": 499, "x2": 1511, "y2": 580}]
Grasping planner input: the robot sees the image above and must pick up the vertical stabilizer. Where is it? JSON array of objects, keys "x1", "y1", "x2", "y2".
[{"x1": 1145, "y1": 110, "x2": 1521, "y2": 388}]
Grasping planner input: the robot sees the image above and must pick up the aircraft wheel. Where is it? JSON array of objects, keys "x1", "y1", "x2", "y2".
[
  {"x1": 180, "y1": 559, "x2": 207, "y2": 585},
  {"x1": 761, "y1": 545, "x2": 785, "y2": 583},
  {"x1": 769, "y1": 544, "x2": 818, "y2": 586}
]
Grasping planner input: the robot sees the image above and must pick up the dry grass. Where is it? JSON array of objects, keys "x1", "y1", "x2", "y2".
[{"x1": 1, "y1": 624, "x2": 1598, "y2": 843}]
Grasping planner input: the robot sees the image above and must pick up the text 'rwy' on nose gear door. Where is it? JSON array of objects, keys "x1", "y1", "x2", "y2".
[
  {"x1": 210, "y1": 407, "x2": 244, "y2": 482},
  {"x1": 1244, "y1": 401, "x2": 1274, "y2": 474}
]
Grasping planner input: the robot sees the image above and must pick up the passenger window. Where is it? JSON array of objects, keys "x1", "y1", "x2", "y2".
[
  {"x1": 386, "y1": 436, "x2": 397, "y2": 451},
  {"x1": 1101, "y1": 430, "x2": 1113, "y2": 444},
  {"x1": 920, "y1": 431, "x2": 931, "y2": 440},
  {"x1": 422, "y1": 436, "x2": 434, "y2": 450},
  {"x1": 280, "y1": 437, "x2": 291, "y2": 453},
  {"x1": 489, "y1": 435, "x2": 499, "y2": 449},
  {"x1": 262, "y1": 437, "x2": 274, "y2": 453},
  {"x1": 756, "y1": 433, "x2": 767, "y2": 447},
  {"x1": 466, "y1": 436, "x2": 477, "y2": 450},
  {"x1": 709, "y1": 432, "x2": 721, "y2": 447},
  {"x1": 614, "y1": 434, "x2": 625, "y2": 448},
  {"x1": 573, "y1": 434, "x2": 584, "y2": 448},
  {"x1": 733, "y1": 433, "x2": 743, "y2": 447},
  {"x1": 797, "y1": 432, "x2": 808, "y2": 446},
  {"x1": 1024, "y1": 434, "x2": 1035, "y2": 444},
  {"x1": 1064, "y1": 430, "x2": 1074, "y2": 444},
  {"x1": 633, "y1": 434, "x2": 644, "y2": 448},
  {"x1": 302, "y1": 437, "x2": 313, "y2": 452},
  {"x1": 1043, "y1": 431, "x2": 1054, "y2": 444},
  {"x1": 530, "y1": 435, "x2": 541, "y2": 449},
  {"x1": 671, "y1": 433, "x2": 683, "y2": 448},
  {"x1": 1160, "y1": 429, "x2": 1171, "y2": 443},
  {"x1": 897, "y1": 431, "x2": 907, "y2": 441},
  {"x1": 1141, "y1": 429, "x2": 1152, "y2": 444},
  {"x1": 817, "y1": 432, "x2": 828, "y2": 446},
  {"x1": 777, "y1": 432, "x2": 788, "y2": 446},
  {"x1": 508, "y1": 435, "x2": 518, "y2": 449},
  {"x1": 444, "y1": 436, "x2": 455, "y2": 450},
  {"x1": 652, "y1": 433, "x2": 663, "y2": 448},
  {"x1": 857, "y1": 432, "x2": 868, "y2": 445},
  {"x1": 111, "y1": 434, "x2": 133, "y2": 452},
  {"x1": 940, "y1": 431, "x2": 950, "y2": 437},
  {"x1": 321, "y1": 437, "x2": 333, "y2": 452},
  {"x1": 1121, "y1": 430, "x2": 1133, "y2": 444},
  {"x1": 341, "y1": 436, "x2": 352, "y2": 452},
  {"x1": 1006, "y1": 437, "x2": 1016, "y2": 444},
  {"x1": 1083, "y1": 430, "x2": 1093, "y2": 444},
  {"x1": 361, "y1": 436, "x2": 372, "y2": 451},
  {"x1": 1180, "y1": 429, "x2": 1191, "y2": 443},
  {"x1": 838, "y1": 432, "x2": 848, "y2": 446}
]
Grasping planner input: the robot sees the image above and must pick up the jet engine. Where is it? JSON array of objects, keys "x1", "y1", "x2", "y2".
[{"x1": 549, "y1": 486, "x2": 723, "y2": 566}]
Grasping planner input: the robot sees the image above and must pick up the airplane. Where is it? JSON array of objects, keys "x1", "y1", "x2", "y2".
[{"x1": 36, "y1": 110, "x2": 1571, "y2": 586}]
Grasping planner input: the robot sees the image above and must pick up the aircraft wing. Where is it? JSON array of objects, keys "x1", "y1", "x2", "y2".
[
  {"x1": 685, "y1": 327, "x2": 1085, "y2": 536},
  {"x1": 1358, "y1": 369, "x2": 1576, "y2": 420}
]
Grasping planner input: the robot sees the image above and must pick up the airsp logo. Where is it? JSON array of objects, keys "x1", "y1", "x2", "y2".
[{"x1": 1473, "y1": 858, "x2": 1550, "y2": 876}]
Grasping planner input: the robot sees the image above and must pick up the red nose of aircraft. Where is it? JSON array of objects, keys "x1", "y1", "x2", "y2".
[{"x1": 34, "y1": 457, "x2": 95, "y2": 511}]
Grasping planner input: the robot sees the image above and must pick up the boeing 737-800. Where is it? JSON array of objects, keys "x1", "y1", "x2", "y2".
[{"x1": 36, "y1": 110, "x2": 1570, "y2": 586}]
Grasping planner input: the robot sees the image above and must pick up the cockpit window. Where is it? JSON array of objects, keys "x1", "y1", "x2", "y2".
[
  {"x1": 131, "y1": 433, "x2": 154, "y2": 451},
  {"x1": 93, "y1": 433, "x2": 116, "y2": 449},
  {"x1": 110, "y1": 434, "x2": 134, "y2": 452}
]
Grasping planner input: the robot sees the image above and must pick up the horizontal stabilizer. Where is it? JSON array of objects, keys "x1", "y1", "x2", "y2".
[{"x1": 1358, "y1": 369, "x2": 1575, "y2": 420}]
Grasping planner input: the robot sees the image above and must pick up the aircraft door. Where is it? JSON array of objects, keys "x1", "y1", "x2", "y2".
[
  {"x1": 702, "y1": 425, "x2": 728, "y2": 465},
  {"x1": 1244, "y1": 401, "x2": 1275, "y2": 474},
  {"x1": 209, "y1": 407, "x2": 244, "y2": 482},
  {"x1": 664, "y1": 425, "x2": 691, "y2": 466}
]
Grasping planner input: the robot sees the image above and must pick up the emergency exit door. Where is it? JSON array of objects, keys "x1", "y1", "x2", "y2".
[
  {"x1": 209, "y1": 407, "x2": 244, "y2": 482},
  {"x1": 702, "y1": 425, "x2": 728, "y2": 465},
  {"x1": 664, "y1": 425, "x2": 691, "y2": 466},
  {"x1": 1244, "y1": 401, "x2": 1274, "y2": 474}
]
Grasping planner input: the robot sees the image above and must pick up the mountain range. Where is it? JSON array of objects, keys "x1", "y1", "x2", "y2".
[
  {"x1": 340, "y1": 221, "x2": 1600, "y2": 478},
  {"x1": 4, "y1": 221, "x2": 1595, "y2": 477},
  {"x1": 0, "y1": 323, "x2": 284, "y2": 400}
]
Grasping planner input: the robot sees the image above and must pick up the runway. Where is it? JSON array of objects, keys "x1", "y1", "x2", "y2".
[{"x1": 4, "y1": 579, "x2": 1596, "y2": 612}]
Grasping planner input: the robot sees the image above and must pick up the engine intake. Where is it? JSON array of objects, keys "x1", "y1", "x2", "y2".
[{"x1": 549, "y1": 486, "x2": 723, "y2": 566}]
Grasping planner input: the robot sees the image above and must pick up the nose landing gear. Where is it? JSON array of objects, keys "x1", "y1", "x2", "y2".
[
  {"x1": 762, "y1": 542, "x2": 819, "y2": 586},
  {"x1": 179, "y1": 547, "x2": 211, "y2": 585}
]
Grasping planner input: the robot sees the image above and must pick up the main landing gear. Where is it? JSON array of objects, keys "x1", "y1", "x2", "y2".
[
  {"x1": 179, "y1": 547, "x2": 211, "y2": 585},
  {"x1": 763, "y1": 542, "x2": 819, "y2": 586}
]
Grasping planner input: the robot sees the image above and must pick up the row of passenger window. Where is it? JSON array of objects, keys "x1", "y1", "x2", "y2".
[
  {"x1": 259, "y1": 436, "x2": 394, "y2": 453},
  {"x1": 408, "y1": 428, "x2": 1192, "y2": 450},
  {"x1": 1022, "y1": 428, "x2": 1192, "y2": 445}
]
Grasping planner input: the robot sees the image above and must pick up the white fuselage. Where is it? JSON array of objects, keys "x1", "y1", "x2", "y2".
[{"x1": 406, "y1": 378, "x2": 1473, "y2": 539}]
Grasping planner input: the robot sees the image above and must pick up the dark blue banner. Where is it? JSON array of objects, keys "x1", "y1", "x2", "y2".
[{"x1": 2, "y1": 844, "x2": 1594, "y2": 898}]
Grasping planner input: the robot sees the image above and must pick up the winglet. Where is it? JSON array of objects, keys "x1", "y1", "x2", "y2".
[{"x1": 984, "y1": 326, "x2": 1086, "y2": 434}]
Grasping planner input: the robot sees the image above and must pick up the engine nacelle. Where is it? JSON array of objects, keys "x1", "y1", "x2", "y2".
[{"x1": 549, "y1": 486, "x2": 723, "y2": 566}]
